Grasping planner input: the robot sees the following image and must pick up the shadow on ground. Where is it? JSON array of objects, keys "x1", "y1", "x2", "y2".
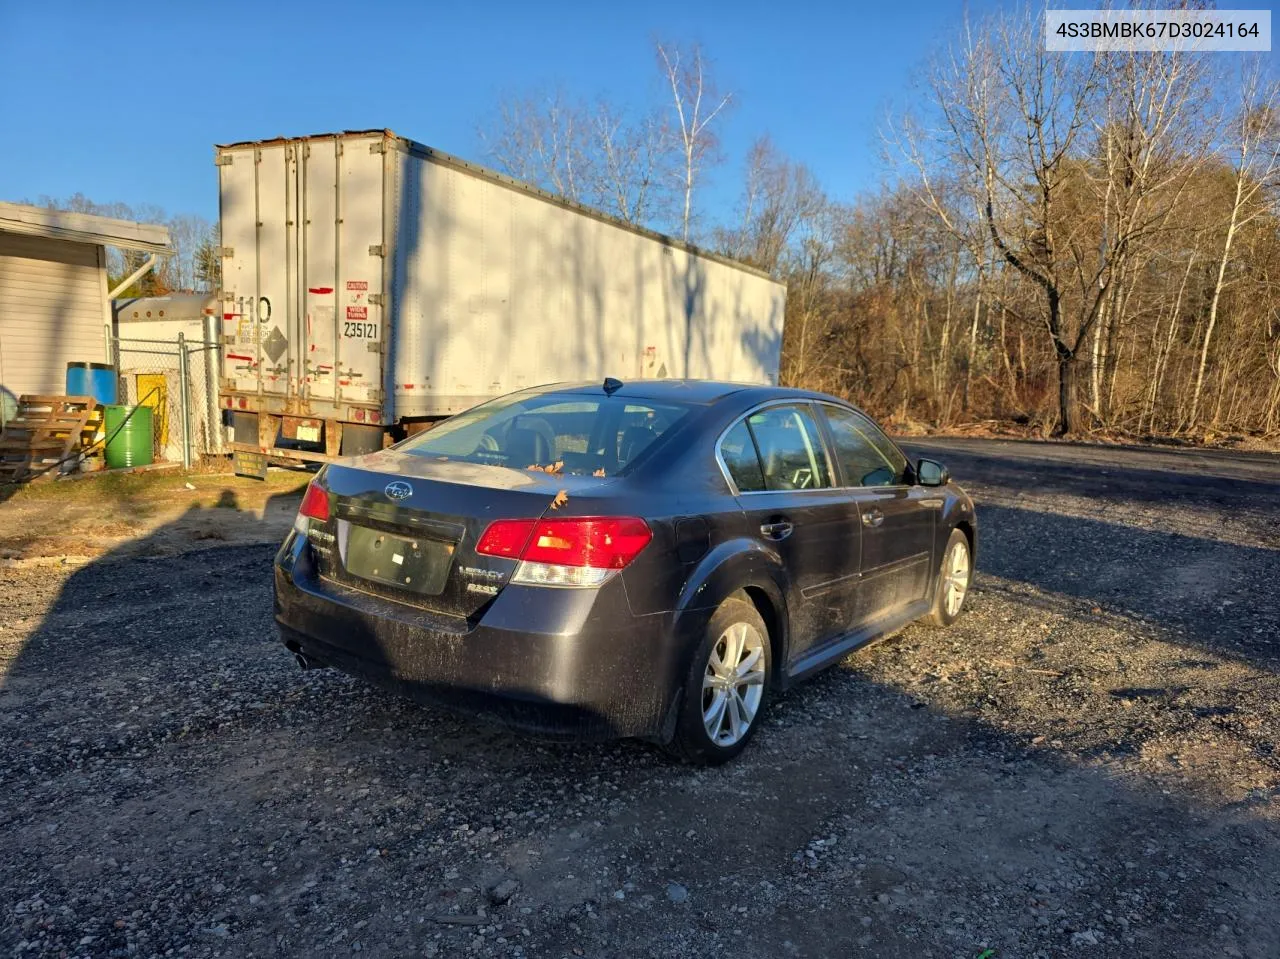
[{"x1": 1, "y1": 457, "x2": 1278, "y2": 957}]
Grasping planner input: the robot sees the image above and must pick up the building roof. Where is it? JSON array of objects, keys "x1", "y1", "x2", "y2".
[
  {"x1": 0, "y1": 201, "x2": 172, "y2": 255},
  {"x1": 114, "y1": 293, "x2": 218, "y2": 321}
]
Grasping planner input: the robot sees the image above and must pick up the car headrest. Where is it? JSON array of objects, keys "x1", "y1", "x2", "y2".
[
  {"x1": 619, "y1": 426, "x2": 654, "y2": 464},
  {"x1": 505, "y1": 426, "x2": 551, "y2": 467},
  {"x1": 514, "y1": 415, "x2": 556, "y2": 451}
]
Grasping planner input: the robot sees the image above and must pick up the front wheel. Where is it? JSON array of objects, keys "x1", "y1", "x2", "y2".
[
  {"x1": 926, "y1": 528, "x2": 972, "y2": 627},
  {"x1": 667, "y1": 596, "x2": 772, "y2": 765}
]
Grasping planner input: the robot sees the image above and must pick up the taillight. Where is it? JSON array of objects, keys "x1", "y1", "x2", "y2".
[
  {"x1": 476, "y1": 519, "x2": 536, "y2": 558},
  {"x1": 294, "y1": 481, "x2": 330, "y2": 534},
  {"x1": 476, "y1": 517, "x2": 651, "y2": 587}
]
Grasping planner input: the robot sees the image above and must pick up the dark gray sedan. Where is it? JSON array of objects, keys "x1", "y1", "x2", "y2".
[{"x1": 275, "y1": 379, "x2": 976, "y2": 763}]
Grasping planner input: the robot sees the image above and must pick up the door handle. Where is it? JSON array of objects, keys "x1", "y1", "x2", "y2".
[
  {"x1": 760, "y1": 521, "x2": 794, "y2": 540},
  {"x1": 861, "y1": 509, "x2": 884, "y2": 528}
]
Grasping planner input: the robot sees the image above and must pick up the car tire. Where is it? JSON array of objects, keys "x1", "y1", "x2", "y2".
[
  {"x1": 926, "y1": 528, "x2": 972, "y2": 627},
  {"x1": 666, "y1": 595, "x2": 772, "y2": 765}
]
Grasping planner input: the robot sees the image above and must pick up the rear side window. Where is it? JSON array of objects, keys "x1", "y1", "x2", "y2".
[
  {"x1": 821, "y1": 404, "x2": 908, "y2": 487},
  {"x1": 719, "y1": 421, "x2": 765, "y2": 492},
  {"x1": 744, "y1": 405, "x2": 833, "y2": 491},
  {"x1": 400, "y1": 393, "x2": 690, "y2": 475}
]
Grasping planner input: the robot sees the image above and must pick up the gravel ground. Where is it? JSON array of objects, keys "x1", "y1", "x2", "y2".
[{"x1": 1, "y1": 439, "x2": 1277, "y2": 958}]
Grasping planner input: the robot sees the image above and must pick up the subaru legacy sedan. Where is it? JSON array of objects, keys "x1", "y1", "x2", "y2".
[{"x1": 275, "y1": 379, "x2": 975, "y2": 763}]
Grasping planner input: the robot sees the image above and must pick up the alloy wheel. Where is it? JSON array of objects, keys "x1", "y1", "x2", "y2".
[
  {"x1": 702, "y1": 622, "x2": 766, "y2": 746},
  {"x1": 943, "y1": 538, "x2": 970, "y2": 617}
]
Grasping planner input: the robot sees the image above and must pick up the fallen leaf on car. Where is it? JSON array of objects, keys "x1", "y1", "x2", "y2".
[
  {"x1": 551, "y1": 489, "x2": 569, "y2": 509},
  {"x1": 593, "y1": 468, "x2": 606, "y2": 477}
]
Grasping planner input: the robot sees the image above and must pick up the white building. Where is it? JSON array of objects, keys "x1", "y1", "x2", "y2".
[
  {"x1": 113, "y1": 294, "x2": 225, "y2": 460},
  {"x1": 0, "y1": 201, "x2": 171, "y2": 423}
]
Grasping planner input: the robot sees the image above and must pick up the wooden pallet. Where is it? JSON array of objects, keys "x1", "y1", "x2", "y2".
[{"x1": 0, "y1": 395, "x2": 98, "y2": 483}]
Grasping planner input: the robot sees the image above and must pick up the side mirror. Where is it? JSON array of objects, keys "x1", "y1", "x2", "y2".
[{"x1": 916, "y1": 458, "x2": 949, "y2": 487}]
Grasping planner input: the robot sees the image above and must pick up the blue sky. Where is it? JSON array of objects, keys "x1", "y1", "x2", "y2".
[{"x1": 1, "y1": 0, "x2": 1006, "y2": 230}]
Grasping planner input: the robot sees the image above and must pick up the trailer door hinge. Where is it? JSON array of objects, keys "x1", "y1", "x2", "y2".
[
  {"x1": 368, "y1": 293, "x2": 385, "y2": 306},
  {"x1": 216, "y1": 246, "x2": 235, "y2": 258},
  {"x1": 214, "y1": 153, "x2": 233, "y2": 166},
  {"x1": 366, "y1": 341, "x2": 383, "y2": 354},
  {"x1": 368, "y1": 244, "x2": 386, "y2": 257},
  {"x1": 221, "y1": 335, "x2": 235, "y2": 346},
  {"x1": 370, "y1": 141, "x2": 387, "y2": 154}
]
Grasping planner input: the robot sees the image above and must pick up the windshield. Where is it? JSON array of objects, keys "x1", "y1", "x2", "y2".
[{"x1": 400, "y1": 392, "x2": 693, "y2": 476}]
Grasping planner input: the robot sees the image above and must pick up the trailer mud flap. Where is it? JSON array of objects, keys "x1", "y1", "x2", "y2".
[{"x1": 234, "y1": 449, "x2": 269, "y2": 480}]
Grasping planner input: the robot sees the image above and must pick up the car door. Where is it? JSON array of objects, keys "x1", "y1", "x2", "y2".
[
  {"x1": 718, "y1": 403, "x2": 863, "y2": 664},
  {"x1": 817, "y1": 403, "x2": 937, "y2": 623}
]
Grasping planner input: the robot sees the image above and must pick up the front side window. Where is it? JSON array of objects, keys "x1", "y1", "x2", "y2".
[
  {"x1": 821, "y1": 404, "x2": 908, "y2": 487},
  {"x1": 399, "y1": 392, "x2": 690, "y2": 475},
  {"x1": 742, "y1": 405, "x2": 833, "y2": 491}
]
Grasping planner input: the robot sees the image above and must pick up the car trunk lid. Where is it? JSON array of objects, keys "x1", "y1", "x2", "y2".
[{"x1": 310, "y1": 450, "x2": 615, "y2": 620}]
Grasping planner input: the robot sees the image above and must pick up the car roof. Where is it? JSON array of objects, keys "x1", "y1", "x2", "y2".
[{"x1": 526, "y1": 379, "x2": 846, "y2": 407}]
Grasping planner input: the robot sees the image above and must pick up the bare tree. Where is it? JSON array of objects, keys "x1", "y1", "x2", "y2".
[
  {"x1": 481, "y1": 90, "x2": 589, "y2": 202},
  {"x1": 474, "y1": 19, "x2": 1280, "y2": 444},
  {"x1": 717, "y1": 137, "x2": 825, "y2": 274},
  {"x1": 194, "y1": 224, "x2": 221, "y2": 292},
  {"x1": 655, "y1": 40, "x2": 732, "y2": 242},
  {"x1": 482, "y1": 90, "x2": 672, "y2": 227},
  {"x1": 1187, "y1": 64, "x2": 1280, "y2": 431},
  {"x1": 895, "y1": 5, "x2": 1214, "y2": 435},
  {"x1": 588, "y1": 102, "x2": 669, "y2": 225}
]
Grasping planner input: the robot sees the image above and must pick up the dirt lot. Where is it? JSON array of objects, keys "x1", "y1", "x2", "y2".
[
  {"x1": 1, "y1": 440, "x2": 1277, "y2": 958},
  {"x1": 0, "y1": 469, "x2": 310, "y2": 563}
]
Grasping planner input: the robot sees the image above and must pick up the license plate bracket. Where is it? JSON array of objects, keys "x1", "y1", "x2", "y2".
[{"x1": 343, "y1": 525, "x2": 455, "y2": 595}]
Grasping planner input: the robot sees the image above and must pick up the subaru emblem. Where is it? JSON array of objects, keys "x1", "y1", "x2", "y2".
[{"x1": 384, "y1": 481, "x2": 412, "y2": 501}]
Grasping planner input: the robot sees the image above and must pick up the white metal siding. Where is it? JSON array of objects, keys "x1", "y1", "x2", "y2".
[
  {"x1": 391, "y1": 149, "x2": 786, "y2": 417},
  {"x1": 0, "y1": 233, "x2": 108, "y2": 402},
  {"x1": 217, "y1": 132, "x2": 786, "y2": 422}
]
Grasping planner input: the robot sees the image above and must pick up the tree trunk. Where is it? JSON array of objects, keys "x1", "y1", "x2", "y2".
[
  {"x1": 1089, "y1": 305, "x2": 1106, "y2": 424},
  {"x1": 1190, "y1": 162, "x2": 1246, "y2": 429},
  {"x1": 963, "y1": 276, "x2": 983, "y2": 413},
  {"x1": 1055, "y1": 351, "x2": 1077, "y2": 436}
]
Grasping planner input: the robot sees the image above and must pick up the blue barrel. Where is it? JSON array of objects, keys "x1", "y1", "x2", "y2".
[{"x1": 66, "y1": 362, "x2": 118, "y2": 405}]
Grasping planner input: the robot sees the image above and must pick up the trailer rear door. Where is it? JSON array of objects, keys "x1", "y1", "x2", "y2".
[
  {"x1": 298, "y1": 136, "x2": 386, "y2": 410},
  {"x1": 218, "y1": 134, "x2": 386, "y2": 413}
]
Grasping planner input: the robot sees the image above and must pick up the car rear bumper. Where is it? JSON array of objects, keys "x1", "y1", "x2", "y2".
[{"x1": 273, "y1": 535, "x2": 683, "y2": 741}]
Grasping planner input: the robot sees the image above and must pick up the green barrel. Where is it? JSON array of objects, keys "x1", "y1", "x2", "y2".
[{"x1": 104, "y1": 404, "x2": 154, "y2": 469}]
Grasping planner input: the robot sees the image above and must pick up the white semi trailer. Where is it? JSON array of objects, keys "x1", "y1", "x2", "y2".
[{"x1": 215, "y1": 130, "x2": 786, "y2": 474}]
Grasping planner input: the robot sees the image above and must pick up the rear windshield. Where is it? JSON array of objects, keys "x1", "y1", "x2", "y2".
[{"x1": 399, "y1": 392, "x2": 692, "y2": 475}]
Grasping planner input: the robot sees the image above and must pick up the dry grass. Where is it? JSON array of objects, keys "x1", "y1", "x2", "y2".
[{"x1": 0, "y1": 466, "x2": 310, "y2": 560}]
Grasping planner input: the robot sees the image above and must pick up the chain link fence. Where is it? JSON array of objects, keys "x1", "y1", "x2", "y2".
[{"x1": 110, "y1": 335, "x2": 224, "y2": 467}]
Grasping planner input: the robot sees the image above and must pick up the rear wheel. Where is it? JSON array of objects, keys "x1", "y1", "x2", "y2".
[
  {"x1": 926, "y1": 528, "x2": 971, "y2": 627},
  {"x1": 667, "y1": 596, "x2": 772, "y2": 765}
]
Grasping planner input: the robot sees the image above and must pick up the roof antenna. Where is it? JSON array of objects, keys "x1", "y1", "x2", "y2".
[{"x1": 603, "y1": 377, "x2": 623, "y2": 396}]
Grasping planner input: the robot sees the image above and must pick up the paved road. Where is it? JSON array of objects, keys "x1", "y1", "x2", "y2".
[{"x1": 2, "y1": 439, "x2": 1278, "y2": 958}]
